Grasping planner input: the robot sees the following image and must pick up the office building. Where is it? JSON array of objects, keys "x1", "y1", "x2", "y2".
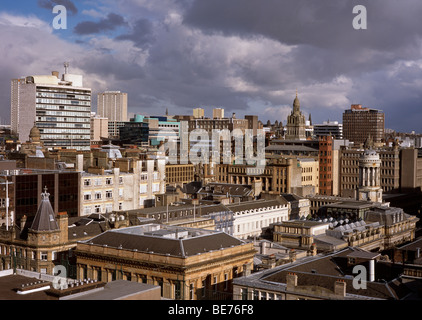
[
  {"x1": 97, "y1": 91, "x2": 128, "y2": 122},
  {"x1": 313, "y1": 121, "x2": 343, "y2": 139},
  {"x1": 11, "y1": 67, "x2": 92, "y2": 151},
  {"x1": 343, "y1": 104, "x2": 384, "y2": 144},
  {"x1": 213, "y1": 108, "x2": 224, "y2": 119},
  {"x1": 90, "y1": 113, "x2": 109, "y2": 143},
  {"x1": 0, "y1": 168, "x2": 80, "y2": 224},
  {"x1": 193, "y1": 108, "x2": 204, "y2": 119},
  {"x1": 119, "y1": 115, "x2": 180, "y2": 147}
]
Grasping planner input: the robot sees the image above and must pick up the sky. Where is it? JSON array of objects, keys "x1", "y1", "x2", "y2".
[{"x1": 1, "y1": 0, "x2": 422, "y2": 133}]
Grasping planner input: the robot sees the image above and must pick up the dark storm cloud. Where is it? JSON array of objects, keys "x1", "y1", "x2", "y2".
[
  {"x1": 116, "y1": 19, "x2": 156, "y2": 48},
  {"x1": 37, "y1": 0, "x2": 78, "y2": 15},
  {"x1": 74, "y1": 13, "x2": 127, "y2": 35},
  {"x1": 183, "y1": 0, "x2": 422, "y2": 78},
  {"x1": 183, "y1": 0, "x2": 422, "y2": 50}
]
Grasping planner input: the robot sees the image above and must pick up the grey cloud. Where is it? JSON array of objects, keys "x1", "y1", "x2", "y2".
[
  {"x1": 116, "y1": 19, "x2": 156, "y2": 48},
  {"x1": 74, "y1": 13, "x2": 127, "y2": 35},
  {"x1": 183, "y1": 0, "x2": 422, "y2": 49},
  {"x1": 182, "y1": 0, "x2": 422, "y2": 78},
  {"x1": 37, "y1": 0, "x2": 78, "y2": 15}
]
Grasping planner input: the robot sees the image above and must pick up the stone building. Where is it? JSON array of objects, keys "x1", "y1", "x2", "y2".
[
  {"x1": 285, "y1": 93, "x2": 307, "y2": 140},
  {"x1": 215, "y1": 157, "x2": 302, "y2": 196},
  {"x1": 74, "y1": 224, "x2": 256, "y2": 300},
  {"x1": 233, "y1": 246, "x2": 421, "y2": 300},
  {"x1": 357, "y1": 146, "x2": 383, "y2": 203},
  {"x1": 339, "y1": 144, "x2": 401, "y2": 197},
  {"x1": 80, "y1": 159, "x2": 165, "y2": 215},
  {"x1": 272, "y1": 220, "x2": 330, "y2": 250},
  {"x1": 227, "y1": 199, "x2": 290, "y2": 240},
  {"x1": 0, "y1": 186, "x2": 130, "y2": 276}
]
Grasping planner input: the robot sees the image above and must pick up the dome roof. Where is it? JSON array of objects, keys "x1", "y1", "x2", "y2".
[{"x1": 29, "y1": 123, "x2": 41, "y2": 141}]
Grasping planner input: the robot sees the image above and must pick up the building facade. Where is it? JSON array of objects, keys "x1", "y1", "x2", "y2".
[
  {"x1": 313, "y1": 121, "x2": 343, "y2": 139},
  {"x1": 74, "y1": 225, "x2": 256, "y2": 300},
  {"x1": 90, "y1": 114, "x2": 109, "y2": 143},
  {"x1": 226, "y1": 199, "x2": 290, "y2": 240},
  {"x1": 97, "y1": 91, "x2": 128, "y2": 122},
  {"x1": 0, "y1": 168, "x2": 80, "y2": 224},
  {"x1": 80, "y1": 159, "x2": 166, "y2": 215},
  {"x1": 11, "y1": 67, "x2": 92, "y2": 151},
  {"x1": 285, "y1": 94, "x2": 307, "y2": 140},
  {"x1": 342, "y1": 104, "x2": 384, "y2": 145},
  {"x1": 319, "y1": 136, "x2": 333, "y2": 195}
]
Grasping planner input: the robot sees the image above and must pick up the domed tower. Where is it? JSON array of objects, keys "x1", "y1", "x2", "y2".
[
  {"x1": 293, "y1": 94, "x2": 301, "y2": 114},
  {"x1": 357, "y1": 144, "x2": 383, "y2": 203},
  {"x1": 29, "y1": 123, "x2": 42, "y2": 145},
  {"x1": 285, "y1": 92, "x2": 306, "y2": 140}
]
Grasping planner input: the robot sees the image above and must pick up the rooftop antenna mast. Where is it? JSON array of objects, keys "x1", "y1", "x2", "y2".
[{"x1": 64, "y1": 62, "x2": 69, "y2": 74}]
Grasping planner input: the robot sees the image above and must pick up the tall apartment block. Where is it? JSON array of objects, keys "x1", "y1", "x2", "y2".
[
  {"x1": 213, "y1": 108, "x2": 224, "y2": 119},
  {"x1": 342, "y1": 104, "x2": 384, "y2": 144},
  {"x1": 193, "y1": 108, "x2": 205, "y2": 119},
  {"x1": 97, "y1": 91, "x2": 128, "y2": 122},
  {"x1": 11, "y1": 65, "x2": 91, "y2": 151}
]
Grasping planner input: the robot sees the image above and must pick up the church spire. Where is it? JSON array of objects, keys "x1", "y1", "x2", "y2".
[
  {"x1": 30, "y1": 186, "x2": 59, "y2": 232},
  {"x1": 293, "y1": 91, "x2": 300, "y2": 114}
]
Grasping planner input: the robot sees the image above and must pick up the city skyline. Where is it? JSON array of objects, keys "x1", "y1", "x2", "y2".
[{"x1": 1, "y1": 1, "x2": 422, "y2": 133}]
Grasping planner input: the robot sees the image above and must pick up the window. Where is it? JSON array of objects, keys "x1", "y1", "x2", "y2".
[
  {"x1": 95, "y1": 192, "x2": 102, "y2": 200},
  {"x1": 94, "y1": 205, "x2": 101, "y2": 213},
  {"x1": 189, "y1": 283, "x2": 194, "y2": 300},
  {"x1": 119, "y1": 202, "x2": 123, "y2": 210},
  {"x1": 106, "y1": 178, "x2": 112, "y2": 185},
  {"x1": 241, "y1": 288, "x2": 248, "y2": 300},
  {"x1": 140, "y1": 184, "x2": 147, "y2": 194},
  {"x1": 139, "y1": 197, "x2": 147, "y2": 206},
  {"x1": 152, "y1": 183, "x2": 160, "y2": 193},
  {"x1": 174, "y1": 281, "x2": 181, "y2": 300},
  {"x1": 201, "y1": 279, "x2": 206, "y2": 297},
  {"x1": 83, "y1": 192, "x2": 91, "y2": 200},
  {"x1": 213, "y1": 276, "x2": 218, "y2": 293},
  {"x1": 119, "y1": 177, "x2": 123, "y2": 184},
  {"x1": 106, "y1": 190, "x2": 113, "y2": 198},
  {"x1": 84, "y1": 179, "x2": 91, "y2": 186},
  {"x1": 84, "y1": 206, "x2": 91, "y2": 215},
  {"x1": 40, "y1": 252, "x2": 48, "y2": 261}
]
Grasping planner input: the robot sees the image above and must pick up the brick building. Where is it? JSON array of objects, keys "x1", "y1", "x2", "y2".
[{"x1": 342, "y1": 104, "x2": 384, "y2": 145}]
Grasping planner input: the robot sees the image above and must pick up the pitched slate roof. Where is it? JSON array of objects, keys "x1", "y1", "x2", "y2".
[
  {"x1": 30, "y1": 187, "x2": 59, "y2": 232},
  {"x1": 84, "y1": 227, "x2": 246, "y2": 257},
  {"x1": 261, "y1": 248, "x2": 411, "y2": 300}
]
